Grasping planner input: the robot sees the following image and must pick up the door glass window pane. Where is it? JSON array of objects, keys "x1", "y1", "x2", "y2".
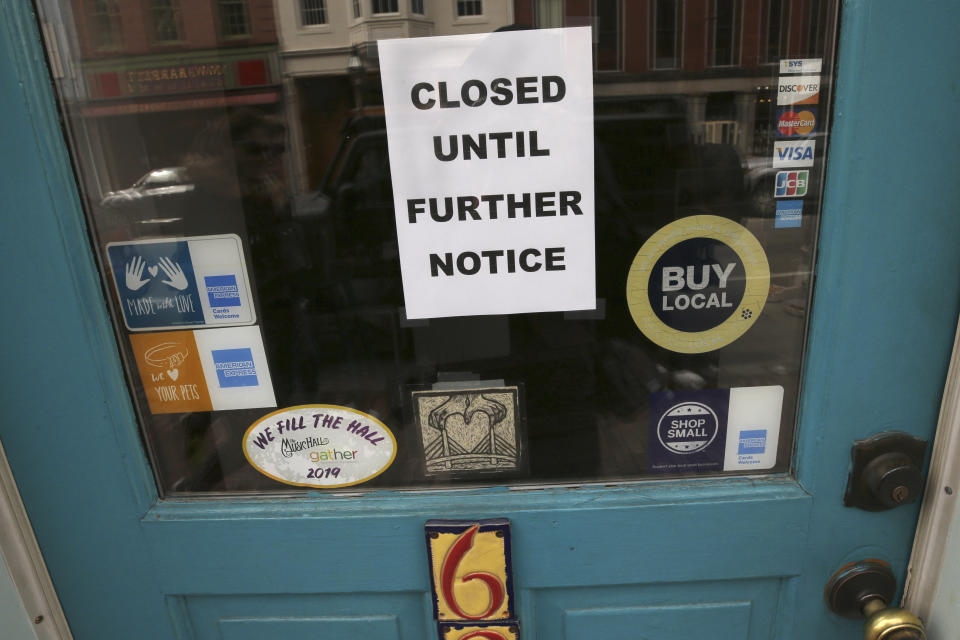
[
  {"x1": 150, "y1": 0, "x2": 182, "y2": 43},
  {"x1": 89, "y1": 0, "x2": 123, "y2": 50},
  {"x1": 535, "y1": 0, "x2": 562, "y2": 28},
  {"x1": 219, "y1": 0, "x2": 250, "y2": 37},
  {"x1": 764, "y1": 0, "x2": 785, "y2": 63},
  {"x1": 653, "y1": 0, "x2": 680, "y2": 69},
  {"x1": 372, "y1": 0, "x2": 399, "y2": 14},
  {"x1": 710, "y1": 0, "x2": 740, "y2": 66},
  {"x1": 36, "y1": 0, "x2": 840, "y2": 494},
  {"x1": 594, "y1": 0, "x2": 620, "y2": 71},
  {"x1": 301, "y1": 0, "x2": 327, "y2": 26},
  {"x1": 456, "y1": 0, "x2": 482, "y2": 17}
]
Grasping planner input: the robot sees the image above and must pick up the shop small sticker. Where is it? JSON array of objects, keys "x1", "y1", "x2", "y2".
[
  {"x1": 648, "y1": 386, "x2": 783, "y2": 474},
  {"x1": 243, "y1": 405, "x2": 397, "y2": 488},
  {"x1": 626, "y1": 215, "x2": 770, "y2": 353},
  {"x1": 657, "y1": 402, "x2": 720, "y2": 454}
]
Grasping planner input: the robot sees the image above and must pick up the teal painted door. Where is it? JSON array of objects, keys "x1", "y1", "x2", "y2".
[{"x1": 2, "y1": 0, "x2": 959, "y2": 638}]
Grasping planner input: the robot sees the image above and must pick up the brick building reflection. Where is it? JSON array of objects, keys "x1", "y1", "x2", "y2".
[
  {"x1": 66, "y1": 0, "x2": 281, "y2": 194},
  {"x1": 514, "y1": 0, "x2": 835, "y2": 158}
]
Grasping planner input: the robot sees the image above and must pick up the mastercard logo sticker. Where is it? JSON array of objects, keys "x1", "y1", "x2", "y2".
[{"x1": 776, "y1": 108, "x2": 817, "y2": 137}]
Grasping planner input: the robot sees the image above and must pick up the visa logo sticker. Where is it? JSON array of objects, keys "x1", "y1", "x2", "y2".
[
  {"x1": 773, "y1": 140, "x2": 816, "y2": 167},
  {"x1": 775, "y1": 170, "x2": 809, "y2": 197},
  {"x1": 779, "y1": 58, "x2": 822, "y2": 74},
  {"x1": 775, "y1": 200, "x2": 803, "y2": 228},
  {"x1": 777, "y1": 75, "x2": 820, "y2": 105}
]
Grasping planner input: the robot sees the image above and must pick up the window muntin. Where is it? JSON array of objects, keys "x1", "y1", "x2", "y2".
[{"x1": 411, "y1": 0, "x2": 424, "y2": 15}]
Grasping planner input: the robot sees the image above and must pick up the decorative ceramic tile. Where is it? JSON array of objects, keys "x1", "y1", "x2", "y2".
[
  {"x1": 438, "y1": 621, "x2": 520, "y2": 640},
  {"x1": 425, "y1": 519, "x2": 516, "y2": 622},
  {"x1": 413, "y1": 387, "x2": 521, "y2": 474}
]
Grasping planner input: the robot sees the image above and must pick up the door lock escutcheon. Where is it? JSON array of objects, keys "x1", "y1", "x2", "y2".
[
  {"x1": 844, "y1": 432, "x2": 926, "y2": 511},
  {"x1": 825, "y1": 559, "x2": 925, "y2": 640}
]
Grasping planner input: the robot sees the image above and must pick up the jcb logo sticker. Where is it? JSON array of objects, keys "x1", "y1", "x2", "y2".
[
  {"x1": 777, "y1": 75, "x2": 820, "y2": 105},
  {"x1": 626, "y1": 216, "x2": 770, "y2": 354}
]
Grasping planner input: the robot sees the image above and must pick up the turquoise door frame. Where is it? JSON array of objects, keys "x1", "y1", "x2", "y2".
[{"x1": 2, "y1": 1, "x2": 959, "y2": 638}]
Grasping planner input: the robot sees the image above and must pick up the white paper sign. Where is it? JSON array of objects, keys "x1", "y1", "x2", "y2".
[{"x1": 379, "y1": 28, "x2": 596, "y2": 319}]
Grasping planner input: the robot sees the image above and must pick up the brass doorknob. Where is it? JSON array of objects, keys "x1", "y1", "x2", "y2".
[
  {"x1": 861, "y1": 597, "x2": 925, "y2": 640},
  {"x1": 824, "y1": 559, "x2": 926, "y2": 640}
]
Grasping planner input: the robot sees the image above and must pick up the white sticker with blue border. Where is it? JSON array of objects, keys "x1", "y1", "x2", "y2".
[
  {"x1": 107, "y1": 234, "x2": 255, "y2": 331},
  {"x1": 649, "y1": 385, "x2": 783, "y2": 473},
  {"x1": 779, "y1": 58, "x2": 822, "y2": 74}
]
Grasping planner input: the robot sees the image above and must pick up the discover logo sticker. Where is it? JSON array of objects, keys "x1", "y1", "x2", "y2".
[{"x1": 777, "y1": 75, "x2": 820, "y2": 105}]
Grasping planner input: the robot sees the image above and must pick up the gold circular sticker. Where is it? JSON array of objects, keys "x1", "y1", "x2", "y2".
[{"x1": 626, "y1": 215, "x2": 770, "y2": 354}]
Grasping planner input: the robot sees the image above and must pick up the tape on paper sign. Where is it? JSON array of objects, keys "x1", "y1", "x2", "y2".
[
  {"x1": 648, "y1": 386, "x2": 784, "y2": 474},
  {"x1": 243, "y1": 405, "x2": 397, "y2": 488},
  {"x1": 626, "y1": 216, "x2": 770, "y2": 353},
  {"x1": 378, "y1": 27, "x2": 596, "y2": 319},
  {"x1": 130, "y1": 325, "x2": 275, "y2": 414},
  {"x1": 107, "y1": 234, "x2": 255, "y2": 331}
]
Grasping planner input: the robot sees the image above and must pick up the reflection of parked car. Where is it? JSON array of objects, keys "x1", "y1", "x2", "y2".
[{"x1": 100, "y1": 167, "x2": 194, "y2": 206}]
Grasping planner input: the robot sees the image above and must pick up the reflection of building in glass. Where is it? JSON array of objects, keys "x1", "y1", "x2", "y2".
[
  {"x1": 67, "y1": 0, "x2": 281, "y2": 194},
  {"x1": 274, "y1": 0, "x2": 514, "y2": 190},
  {"x1": 514, "y1": 0, "x2": 836, "y2": 157}
]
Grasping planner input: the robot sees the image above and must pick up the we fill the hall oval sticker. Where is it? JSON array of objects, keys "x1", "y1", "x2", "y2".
[
  {"x1": 243, "y1": 405, "x2": 397, "y2": 488},
  {"x1": 627, "y1": 215, "x2": 770, "y2": 353}
]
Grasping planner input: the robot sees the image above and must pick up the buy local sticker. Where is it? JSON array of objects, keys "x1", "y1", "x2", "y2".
[
  {"x1": 130, "y1": 325, "x2": 276, "y2": 414},
  {"x1": 243, "y1": 405, "x2": 397, "y2": 488},
  {"x1": 626, "y1": 215, "x2": 770, "y2": 354}
]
